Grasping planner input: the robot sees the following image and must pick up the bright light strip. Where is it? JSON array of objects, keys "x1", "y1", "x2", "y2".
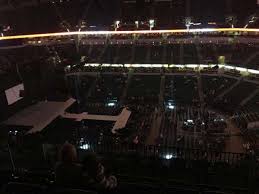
[
  {"x1": 186, "y1": 64, "x2": 198, "y2": 68},
  {"x1": 236, "y1": 67, "x2": 247, "y2": 72},
  {"x1": 174, "y1": 65, "x2": 185, "y2": 68},
  {"x1": 150, "y1": 64, "x2": 163, "y2": 67},
  {"x1": 80, "y1": 63, "x2": 259, "y2": 75},
  {"x1": 107, "y1": 102, "x2": 116, "y2": 107},
  {"x1": 199, "y1": 65, "x2": 210, "y2": 68},
  {"x1": 124, "y1": 64, "x2": 131, "y2": 67},
  {"x1": 168, "y1": 105, "x2": 175, "y2": 110},
  {"x1": 1, "y1": 28, "x2": 259, "y2": 40},
  {"x1": 165, "y1": 154, "x2": 173, "y2": 160},
  {"x1": 248, "y1": 69, "x2": 259, "y2": 74},
  {"x1": 80, "y1": 143, "x2": 90, "y2": 150},
  {"x1": 111, "y1": 64, "x2": 123, "y2": 67},
  {"x1": 130, "y1": 64, "x2": 153, "y2": 67},
  {"x1": 225, "y1": 65, "x2": 235, "y2": 70},
  {"x1": 87, "y1": 63, "x2": 100, "y2": 67},
  {"x1": 102, "y1": 63, "x2": 111, "y2": 67}
]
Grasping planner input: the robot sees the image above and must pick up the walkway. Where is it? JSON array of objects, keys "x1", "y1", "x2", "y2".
[
  {"x1": 224, "y1": 119, "x2": 245, "y2": 153},
  {"x1": 62, "y1": 108, "x2": 131, "y2": 134},
  {"x1": 4, "y1": 98, "x2": 75, "y2": 134}
]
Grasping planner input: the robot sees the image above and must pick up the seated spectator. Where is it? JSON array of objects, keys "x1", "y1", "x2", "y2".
[
  {"x1": 82, "y1": 152, "x2": 117, "y2": 190},
  {"x1": 55, "y1": 142, "x2": 83, "y2": 187}
]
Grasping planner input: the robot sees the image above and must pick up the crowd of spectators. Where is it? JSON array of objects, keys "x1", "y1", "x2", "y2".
[
  {"x1": 202, "y1": 75, "x2": 237, "y2": 105},
  {"x1": 158, "y1": 106, "x2": 227, "y2": 151},
  {"x1": 89, "y1": 74, "x2": 127, "y2": 103},
  {"x1": 117, "y1": 104, "x2": 155, "y2": 144},
  {"x1": 164, "y1": 75, "x2": 199, "y2": 105},
  {"x1": 127, "y1": 75, "x2": 161, "y2": 104},
  {"x1": 215, "y1": 80, "x2": 258, "y2": 113},
  {"x1": 64, "y1": 68, "x2": 259, "y2": 149},
  {"x1": 55, "y1": 142, "x2": 117, "y2": 190}
]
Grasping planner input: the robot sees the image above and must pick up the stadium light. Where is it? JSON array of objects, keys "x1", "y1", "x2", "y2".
[
  {"x1": 135, "y1": 21, "x2": 139, "y2": 29},
  {"x1": 149, "y1": 19, "x2": 155, "y2": 30},
  {"x1": 78, "y1": 20, "x2": 87, "y2": 32},
  {"x1": 114, "y1": 20, "x2": 120, "y2": 31},
  {"x1": 225, "y1": 15, "x2": 237, "y2": 28},
  {"x1": 244, "y1": 14, "x2": 258, "y2": 28},
  {"x1": 185, "y1": 17, "x2": 192, "y2": 30}
]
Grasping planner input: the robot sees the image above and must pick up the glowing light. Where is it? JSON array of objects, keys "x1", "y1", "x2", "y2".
[
  {"x1": 1, "y1": 28, "x2": 259, "y2": 41},
  {"x1": 174, "y1": 65, "x2": 184, "y2": 68},
  {"x1": 186, "y1": 64, "x2": 198, "y2": 68},
  {"x1": 151, "y1": 64, "x2": 163, "y2": 67},
  {"x1": 248, "y1": 69, "x2": 259, "y2": 74},
  {"x1": 102, "y1": 63, "x2": 111, "y2": 67},
  {"x1": 135, "y1": 21, "x2": 139, "y2": 28},
  {"x1": 187, "y1": 119, "x2": 194, "y2": 123},
  {"x1": 165, "y1": 154, "x2": 173, "y2": 159},
  {"x1": 163, "y1": 154, "x2": 176, "y2": 160},
  {"x1": 88, "y1": 63, "x2": 100, "y2": 67},
  {"x1": 149, "y1": 19, "x2": 155, "y2": 30},
  {"x1": 199, "y1": 65, "x2": 210, "y2": 68},
  {"x1": 131, "y1": 64, "x2": 154, "y2": 67},
  {"x1": 73, "y1": 63, "x2": 259, "y2": 76},
  {"x1": 168, "y1": 105, "x2": 175, "y2": 110},
  {"x1": 224, "y1": 65, "x2": 235, "y2": 70},
  {"x1": 107, "y1": 102, "x2": 116, "y2": 107},
  {"x1": 115, "y1": 21, "x2": 120, "y2": 31},
  {"x1": 80, "y1": 143, "x2": 90, "y2": 150},
  {"x1": 110, "y1": 64, "x2": 123, "y2": 67},
  {"x1": 236, "y1": 67, "x2": 247, "y2": 72}
]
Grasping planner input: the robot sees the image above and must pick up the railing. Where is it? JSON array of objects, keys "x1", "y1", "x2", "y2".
[
  {"x1": 3, "y1": 141, "x2": 257, "y2": 193},
  {"x1": 76, "y1": 142, "x2": 248, "y2": 165},
  {"x1": 4, "y1": 139, "x2": 254, "y2": 171}
]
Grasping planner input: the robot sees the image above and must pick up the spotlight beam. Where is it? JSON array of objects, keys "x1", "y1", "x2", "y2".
[{"x1": 0, "y1": 28, "x2": 259, "y2": 40}]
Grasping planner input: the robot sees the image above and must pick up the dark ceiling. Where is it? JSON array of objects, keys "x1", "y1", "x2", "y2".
[{"x1": 0, "y1": 0, "x2": 258, "y2": 34}]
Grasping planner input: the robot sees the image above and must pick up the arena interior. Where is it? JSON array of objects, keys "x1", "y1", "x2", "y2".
[{"x1": 0, "y1": 0, "x2": 259, "y2": 193}]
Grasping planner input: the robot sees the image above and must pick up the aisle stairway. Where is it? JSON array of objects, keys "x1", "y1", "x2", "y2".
[
  {"x1": 120, "y1": 70, "x2": 133, "y2": 103},
  {"x1": 197, "y1": 72, "x2": 204, "y2": 106},
  {"x1": 159, "y1": 75, "x2": 165, "y2": 106},
  {"x1": 240, "y1": 88, "x2": 259, "y2": 106},
  {"x1": 217, "y1": 78, "x2": 242, "y2": 99},
  {"x1": 87, "y1": 75, "x2": 99, "y2": 99},
  {"x1": 195, "y1": 39, "x2": 203, "y2": 63}
]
